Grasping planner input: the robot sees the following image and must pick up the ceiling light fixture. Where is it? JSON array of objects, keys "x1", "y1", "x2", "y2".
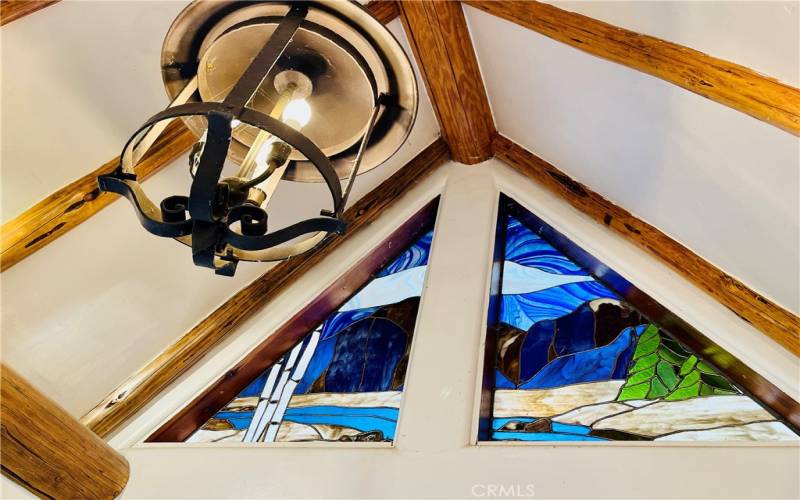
[{"x1": 98, "y1": 1, "x2": 417, "y2": 276}]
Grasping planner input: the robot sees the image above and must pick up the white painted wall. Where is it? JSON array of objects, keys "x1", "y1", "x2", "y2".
[
  {"x1": 0, "y1": 7, "x2": 439, "y2": 417},
  {"x1": 111, "y1": 160, "x2": 799, "y2": 499},
  {"x1": 464, "y1": 3, "x2": 800, "y2": 315}
]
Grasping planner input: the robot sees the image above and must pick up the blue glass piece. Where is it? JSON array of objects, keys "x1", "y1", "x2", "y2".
[
  {"x1": 238, "y1": 370, "x2": 271, "y2": 398},
  {"x1": 505, "y1": 216, "x2": 587, "y2": 276},
  {"x1": 320, "y1": 308, "x2": 379, "y2": 341},
  {"x1": 500, "y1": 281, "x2": 617, "y2": 331},
  {"x1": 519, "y1": 327, "x2": 636, "y2": 389},
  {"x1": 215, "y1": 411, "x2": 255, "y2": 430},
  {"x1": 610, "y1": 325, "x2": 648, "y2": 379},
  {"x1": 552, "y1": 422, "x2": 591, "y2": 435},
  {"x1": 492, "y1": 431, "x2": 607, "y2": 442},
  {"x1": 377, "y1": 229, "x2": 433, "y2": 277},
  {"x1": 518, "y1": 319, "x2": 555, "y2": 383},
  {"x1": 324, "y1": 318, "x2": 407, "y2": 393},
  {"x1": 552, "y1": 302, "x2": 597, "y2": 356},
  {"x1": 283, "y1": 406, "x2": 398, "y2": 439},
  {"x1": 495, "y1": 369, "x2": 516, "y2": 389}
]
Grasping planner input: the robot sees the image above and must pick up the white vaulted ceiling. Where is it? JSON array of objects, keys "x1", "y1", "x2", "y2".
[{"x1": 0, "y1": 0, "x2": 798, "y2": 421}]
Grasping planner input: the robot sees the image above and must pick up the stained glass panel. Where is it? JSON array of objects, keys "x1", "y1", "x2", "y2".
[
  {"x1": 185, "y1": 229, "x2": 434, "y2": 443},
  {"x1": 486, "y1": 205, "x2": 799, "y2": 442}
]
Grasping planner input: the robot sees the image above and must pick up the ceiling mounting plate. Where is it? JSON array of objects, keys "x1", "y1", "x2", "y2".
[{"x1": 161, "y1": 0, "x2": 418, "y2": 182}]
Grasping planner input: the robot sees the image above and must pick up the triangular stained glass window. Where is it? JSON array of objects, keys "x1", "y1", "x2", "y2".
[
  {"x1": 152, "y1": 208, "x2": 437, "y2": 444},
  {"x1": 483, "y1": 196, "x2": 799, "y2": 442}
]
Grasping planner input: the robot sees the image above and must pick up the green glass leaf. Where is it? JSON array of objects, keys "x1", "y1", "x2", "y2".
[
  {"x1": 676, "y1": 369, "x2": 701, "y2": 388},
  {"x1": 665, "y1": 382, "x2": 701, "y2": 401},
  {"x1": 658, "y1": 344, "x2": 688, "y2": 365},
  {"x1": 618, "y1": 381, "x2": 650, "y2": 401},
  {"x1": 630, "y1": 352, "x2": 658, "y2": 373},
  {"x1": 632, "y1": 325, "x2": 660, "y2": 358},
  {"x1": 626, "y1": 365, "x2": 655, "y2": 385},
  {"x1": 656, "y1": 360, "x2": 679, "y2": 390},
  {"x1": 648, "y1": 377, "x2": 669, "y2": 398},
  {"x1": 700, "y1": 373, "x2": 735, "y2": 391},
  {"x1": 660, "y1": 336, "x2": 691, "y2": 358},
  {"x1": 679, "y1": 355, "x2": 698, "y2": 376},
  {"x1": 699, "y1": 384, "x2": 715, "y2": 396}
]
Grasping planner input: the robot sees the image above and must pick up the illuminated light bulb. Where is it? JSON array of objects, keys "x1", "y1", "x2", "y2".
[
  {"x1": 231, "y1": 118, "x2": 242, "y2": 128},
  {"x1": 282, "y1": 98, "x2": 311, "y2": 128}
]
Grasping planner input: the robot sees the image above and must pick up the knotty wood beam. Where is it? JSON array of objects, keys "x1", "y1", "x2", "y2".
[
  {"x1": 1, "y1": 364, "x2": 129, "y2": 498},
  {"x1": 493, "y1": 134, "x2": 800, "y2": 356},
  {"x1": 464, "y1": 1, "x2": 800, "y2": 136},
  {"x1": 81, "y1": 138, "x2": 450, "y2": 438},
  {"x1": 365, "y1": 0, "x2": 399, "y2": 24},
  {"x1": 399, "y1": 1, "x2": 495, "y2": 164},
  {"x1": 0, "y1": 0, "x2": 59, "y2": 26},
  {"x1": 1, "y1": 122, "x2": 195, "y2": 272}
]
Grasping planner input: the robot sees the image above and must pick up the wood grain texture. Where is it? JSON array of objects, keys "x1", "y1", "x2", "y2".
[
  {"x1": 400, "y1": 0, "x2": 495, "y2": 164},
  {"x1": 1, "y1": 364, "x2": 129, "y2": 498},
  {"x1": 493, "y1": 133, "x2": 800, "y2": 356},
  {"x1": 0, "y1": 0, "x2": 59, "y2": 26},
  {"x1": 365, "y1": 0, "x2": 399, "y2": 24},
  {"x1": 81, "y1": 138, "x2": 450, "y2": 438},
  {"x1": 464, "y1": 0, "x2": 800, "y2": 135},
  {"x1": 1, "y1": 121, "x2": 195, "y2": 272}
]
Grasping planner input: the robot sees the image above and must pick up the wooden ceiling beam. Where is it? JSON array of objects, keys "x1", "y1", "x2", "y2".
[
  {"x1": 81, "y1": 138, "x2": 450, "y2": 438},
  {"x1": 1, "y1": 121, "x2": 195, "y2": 272},
  {"x1": 366, "y1": 0, "x2": 399, "y2": 24},
  {"x1": 464, "y1": 0, "x2": 800, "y2": 136},
  {"x1": 399, "y1": 0, "x2": 495, "y2": 164},
  {"x1": 1, "y1": 364, "x2": 129, "y2": 498},
  {"x1": 493, "y1": 133, "x2": 800, "y2": 356},
  {"x1": 0, "y1": 0, "x2": 60, "y2": 26}
]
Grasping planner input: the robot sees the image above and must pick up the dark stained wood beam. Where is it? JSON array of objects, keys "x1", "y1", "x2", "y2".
[
  {"x1": 464, "y1": 1, "x2": 800, "y2": 136},
  {"x1": 399, "y1": 1, "x2": 495, "y2": 164},
  {"x1": 493, "y1": 133, "x2": 800, "y2": 356},
  {"x1": 365, "y1": 0, "x2": 399, "y2": 24},
  {"x1": 1, "y1": 121, "x2": 195, "y2": 272},
  {"x1": 0, "y1": 0, "x2": 59, "y2": 26},
  {"x1": 1, "y1": 364, "x2": 129, "y2": 498},
  {"x1": 81, "y1": 138, "x2": 450, "y2": 438}
]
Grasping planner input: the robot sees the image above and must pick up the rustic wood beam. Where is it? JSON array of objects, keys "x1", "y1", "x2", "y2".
[
  {"x1": 399, "y1": 1, "x2": 495, "y2": 164},
  {"x1": 464, "y1": 1, "x2": 800, "y2": 136},
  {"x1": 81, "y1": 138, "x2": 450, "y2": 438},
  {"x1": 0, "y1": 0, "x2": 59, "y2": 26},
  {"x1": 1, "y1": 122, "x2": 195, "y2": 272},
  {"x1": 1, "y1": 364, "x2": 129, "y2": 498},
  {"x1": 493, "y1": 133, "x2": 800, "y2": 356},
  {"x1": 366, "y1": 0, "x2": 399, "y2": 24}
]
